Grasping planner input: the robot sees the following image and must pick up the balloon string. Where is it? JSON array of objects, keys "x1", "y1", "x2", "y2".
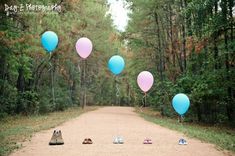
[
  {"x1": 48, "y1": 52, "x2": 55, "y2": 108},
  {"x1": 181, "y1": 115, "x2": 185, "y2": 135},
  {"x1": 140, "y1": 93, "x2": 147, "y2": 112},
  {"x1": 114, "y1": 76, "x2": 120, "y2": 135},
  {"x1": 83, "y1": 59, "x2": 86, "y2": 108},
  {"x1": 115, "y1": 76, "x2": 120, "y2": 105},
  {"x1": 145, "y1": 92, "x2": 147, "y2": 106},
  {"x1": 48, "y1": 53, "x2": 52, "y2": 71},
  {"x1": 116, "y1": 82, "x2": 120, "y2": 97}
]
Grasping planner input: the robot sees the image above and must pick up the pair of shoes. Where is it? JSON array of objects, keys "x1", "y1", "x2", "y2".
[
  {"x1": 113, "y1": 136, "x2": 124, "y2": 144},
  {"x1": 49, "y1": 130, "x2": 64, "y2": 145},
  {"x1": 143, "y1": 138, "x2": 152, "y2": 144},
  {"x1": 178, "y1": 138, "x2": 187, "y2": 145},
  {"x1": 82, "y1": 138, "x2": 93, "y2": 144}
]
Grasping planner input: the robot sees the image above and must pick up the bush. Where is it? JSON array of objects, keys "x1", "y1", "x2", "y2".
[
  {"x1": 17, "y1": 91, "x2": 39, "y2": 115},
  {"x1": 0, "y1": 80, "x2": 18, "y2": 116},
  {"x1": 54, "y1": 87, "x2": 70, "y2": 111}
]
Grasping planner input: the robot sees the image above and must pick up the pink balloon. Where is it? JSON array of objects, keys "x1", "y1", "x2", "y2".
[
  {"x1": 75, "y1": 37, "x2": 93, "y2": 59},
  {"x1": 137, "y1": 71, "x2": 154, "y2": 93}
]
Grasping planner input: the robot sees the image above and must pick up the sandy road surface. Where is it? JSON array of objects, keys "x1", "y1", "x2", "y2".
[{"x1": 11, "y1": 107, "x2": 234, "y2": 156}]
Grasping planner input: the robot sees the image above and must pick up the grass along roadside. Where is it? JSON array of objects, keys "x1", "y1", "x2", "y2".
[
  {"x1": 136, "y1": 107, "x2": 235, "y2": 153},
  {"x1": 0, "y1": 106, "x2": 97, "y2": 156}
]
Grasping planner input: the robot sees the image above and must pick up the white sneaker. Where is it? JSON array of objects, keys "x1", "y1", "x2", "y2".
[
  {"x1": 118, "y1": 136, "x2": 124, "y2": 144},
  {"x1": 178, "y1": 139, "x2": 184, "y2": 145},
  {"x1": 113, "y1": 137, "x2": 119, "y2": 144}
]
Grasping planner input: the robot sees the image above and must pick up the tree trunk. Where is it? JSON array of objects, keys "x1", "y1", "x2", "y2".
[
  {"x1": 169, "y1": 5, "x2": 176, "y2": 68},
  {"x1": 154, "y1": 12, "x2": 163, "y2": 81},
  {"x1": 213, "y1": 1, "x2": 219, "y2": 69},
  {"x1": 0, "y1": 55, "x2": 6, "y2": 95},
  {"x1": 181, "y1": 0, "x2": 187, "y2": 71},
  {"x1": 228, "y1": 0, "x2": 234, "y2": 41},
  {"x1": 228, "y1": 0, "x2": 235, "y2": 124},
  {"x1": 222, "y1": 0, "x2": 234, "y2": 123},
  {"x1": 17, "y1": 67, "x2": 25, "y2": 92}
]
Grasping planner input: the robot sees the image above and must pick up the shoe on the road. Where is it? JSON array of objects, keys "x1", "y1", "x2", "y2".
[
  {"x1": 143, "y1": 138, "x2": 152, "y2": 144},
  {"x1": 83, "y1": 138, "x2": 93, "y2": 144},
  {"x1": 49, "y1": 130, "x2": 64, "y2": 145},
  {"x1": 56, "y1": 130, "x2": 64, "y2": 145},
  {"x1": 83, "y1": 138, "x2": 88, "y2": 144},
  {"x1": 147, "y1": 138, "x2": 152, "y2": 144},
  {"x1": 143, "y1": 139, "x2": 148, "y2": 144},
  {"x1": 178, "y1": 138, "x2": 184, "y2": 145},
  {"x1": 113, "y1": 137, "x2": 119, "y2": 144},
  {"x1": 49, "y1": 130, "x2": 57, "y2": 145},
  {"x1": 87, "y1": 138, "x2": 93, "y2": 144},
  {"x1": 118, "y1": 136, "x2": 124, "y2": 144}
]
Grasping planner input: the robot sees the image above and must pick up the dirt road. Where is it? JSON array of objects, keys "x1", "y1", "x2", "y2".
[{"x1": 11, "y1": 107, "x2": 233, "y2": 156}]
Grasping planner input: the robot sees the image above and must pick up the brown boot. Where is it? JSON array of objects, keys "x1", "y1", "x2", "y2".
[
  {"x1": 49, "y1": 130, "x2": 57, "y2": 145},
  {"x1": 87, "y1": 138, "x2": 93, "y2": 144},
  {"x1": 82, "y1": 138, "x2": 88, "y2": 144},
  {"x1": 56, "y1": 130, "x2": 64, "y2": 145}
]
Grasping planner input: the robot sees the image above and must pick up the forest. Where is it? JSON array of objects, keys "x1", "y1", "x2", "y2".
[{"x1": 0, "y1": 0, "x2": 234, "y2": 127}]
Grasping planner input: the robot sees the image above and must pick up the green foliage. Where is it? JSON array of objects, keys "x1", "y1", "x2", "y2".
[
  {"x1": 0, "y1": 0, "x2": 120, "y2": 116},
  {"x1": 0, "y1": 80, "x2": 18, "y2": 117},
  {"x1": 126, "y1": 0, "x2": 235, "y2": 126},
  {"x1": 17, "y1": 91, "x2": 39, "y2": 115}
]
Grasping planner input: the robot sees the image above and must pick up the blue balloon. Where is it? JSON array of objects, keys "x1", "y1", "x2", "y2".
[
  {"x1": 41, "y1": 31, "x2": 58, "y2": 52},
  {"x1": 108, "y1": 55, "x2": 125, "y2": 75},
  {"x1": 172, "y1": 93, "x2": 190, "y2": 116}
]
